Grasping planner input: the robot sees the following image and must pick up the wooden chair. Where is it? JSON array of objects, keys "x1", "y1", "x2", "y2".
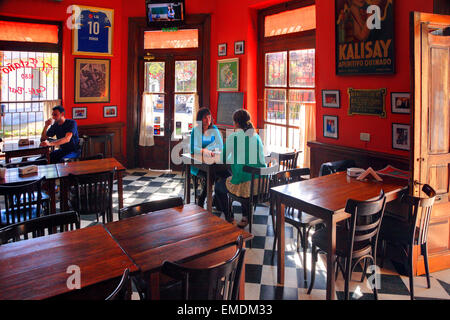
[
  {"x1": 105, "y1": 269, "x2": 132, "y2": 300},
  {"x1": 160, "y1": 236, "x2": 246, "y2": 300},
  {"x1": 270, "y1": 168, "x2": 323, "y2": 284},
  {"x1": 68, "y1": 169, "x2": 115, "y2": 223},
  {"x1": 307, "y1": 190, "x2": 386, "y2": 300},
  {"x1": 84, "y1": 133, "x2": 114, "y2": 159},
  {"x1": 271, "y1": 151, "x2": 300, "y2": 170},
  {"x1": 379, "y1": 184, "x2": 436, "y2": 300},
  {"x1": 319, "y1": 159, "x2": 356, "y2": 176},
  {"x1": 119, "y1": 197, "x2": 184, "y2": 220},
  {"x1": 227, "y1": 164, "x2": 279, "y2": 247},
  {"x1": 61, "y1": 137, "x2": 85, "y2": 163},
  {"x1": 0, "y1": 211, "x2": 80, "y2": 244},
  {"x1": 0, "y1": 177, "x2": 49, "y2": 227}
]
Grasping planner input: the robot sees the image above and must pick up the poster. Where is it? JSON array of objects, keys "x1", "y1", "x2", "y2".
[
  {"x1": 336, "y1": 0, "x2": 394, "y2": 75},
  {"x1": 73, "y1": 6, "x2": 114, "y2": 56},
  {"x1": 217, "y1": 58, "x2": 239, "y2": 91}
]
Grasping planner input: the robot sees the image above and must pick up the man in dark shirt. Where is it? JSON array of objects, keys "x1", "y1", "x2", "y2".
[{"x1": 40, "y1": 105, "x2": 80, "y2": 163}]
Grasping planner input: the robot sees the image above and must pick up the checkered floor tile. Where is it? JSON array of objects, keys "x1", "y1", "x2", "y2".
[{"x1": 78, "y1": 169, "x2": 450, "y2": 300}]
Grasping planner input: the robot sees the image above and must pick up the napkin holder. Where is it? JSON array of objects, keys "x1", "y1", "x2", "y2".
[
  {"x1": 19, "y1": 165, "x2": 38, "y2": 176},
  {"x1": 356, "y1": 167, "x2": 383, "y2": 182},
  {"x1": 347, "y1": 168, "x2": 365, "y2": 178}
]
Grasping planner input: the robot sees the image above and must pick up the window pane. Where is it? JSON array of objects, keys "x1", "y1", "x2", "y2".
[
  {"x1": 175, "y1": 60, "x2": 197, "y2": 92},
  {"x1": 151, "y1": 94, "x2": 165, "y2": 136},
  {"x1": 145, "y1": 62, "x2": 165, "y2": 93},
  {"x1": 289, "y1": 89, "x2": 314, "y2": 127},
  {"x1": 265, "y1": 52, "x2": 287, "y2": 87},
  {"x1": 144, "y1": 29, "x2": 198, "y2": 49},
  {"x1": 265, "y1": 5, "x2": 316, "y2": 37},
  {"x1": 289, "y1": 49, "x2": 315, "y2": 88},
  {"x1": 0, "y1": 21, "x2": 59, "y2": 43},
  {"x1": 174, "y1": 94, "x2": 194, "y2": 139},
  {"x1": 265, "y1": 89, "x2": 286, "y2": 125}
]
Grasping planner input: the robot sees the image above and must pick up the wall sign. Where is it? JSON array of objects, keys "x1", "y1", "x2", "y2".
[
  {"x1": 335, "y1": 0, "x2": 395, "y2": 75},
  {"x1": 348, "y1": 88, "x2": 387, "y2": 118},
  {"x1": 73, "y1": 6, "x2": 114, "y2": 56}
]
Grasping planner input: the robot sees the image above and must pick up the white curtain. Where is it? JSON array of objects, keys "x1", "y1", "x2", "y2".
[
  {"x1": 43, "y1": 99, "x2": 61, "y2": 120},
  {"x1": 301, "y1": 103, "x2": 316, "y2": 168},
  {"x1": 139, "y1": 93, "x2": 155, "y2": 147}
]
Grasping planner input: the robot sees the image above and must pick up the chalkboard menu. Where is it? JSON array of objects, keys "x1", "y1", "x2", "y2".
[
  {"x1": 217, "y1": 92, "x2": 244, "y2": 126},
  {"x1": 348, "y1": 88, "x2": 387, "y2": 118}
]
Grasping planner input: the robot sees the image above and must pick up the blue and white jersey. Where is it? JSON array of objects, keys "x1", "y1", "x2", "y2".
[{"x1": 77, "y1": 9, "x2": 112, "y2": 53}]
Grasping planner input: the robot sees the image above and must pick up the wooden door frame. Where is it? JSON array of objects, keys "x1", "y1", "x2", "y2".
[{"x1": 126, "y1": 15, "x2": 211, "y2": 168}]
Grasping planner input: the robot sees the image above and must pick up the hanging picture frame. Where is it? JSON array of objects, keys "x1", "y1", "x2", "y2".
[
  {"x1": 323, "y1": 115, "x2": 339, "y2": 139},
  {"x1": 74, "y1": 58, "x2": 110, "y2": 103},
  {"x1": 73, "y1": 107, "x2": 87, "y2": 119},
  {"x1": 218, "y1": 43, "x2": 227, "y2": 57},
  {"x1": 392, "y1": 123, "x2": 410, "y2": 151},
  {"x1": 391, "y1": 92, "x2": 411, "y2": 114},
  {"x1": 217, "y1": 58, "x2": 239, "y2": 91}
]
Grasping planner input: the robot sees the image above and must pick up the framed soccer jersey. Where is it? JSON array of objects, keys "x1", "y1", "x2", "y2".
[{"x1": 72, "y1": 6, "x2": 114, "y2": 56}]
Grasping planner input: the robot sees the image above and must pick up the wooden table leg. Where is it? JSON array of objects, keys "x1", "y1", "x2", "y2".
[
  {"x1": 49, "y1": 180, "x2": 56, "y2": 214},
  {"x1": 117, "y1": 170, "x2": 123, "y2": 210},
  {"x1": 149, "y1": 272, "x2": 160, "y2": 300},
  {"x1": 238, "y1": 241, "x2": 246, "y2": 300},
  {"x1": 326, "y1": 216, "x2": 337, "y2": 300},
  {"x1": 60, "y1": 178, "x2": 69, "y2": 212},
  {"x1": 276, "y1": 196, "x2": 285, "y2": 285},
  {"x1": 5, "y1": 154, "x2": 10, "y2": 163},
  {"x1": 185, "y1": 164, "x2": 191, "y2": 204},
  {"x1": 206, "y1": 167, "x2": 212, "y2": 213}
]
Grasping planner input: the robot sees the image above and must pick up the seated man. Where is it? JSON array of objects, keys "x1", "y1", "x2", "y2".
[{"x1": 40, "y1": 105, "x2": 81, "y2": 163}]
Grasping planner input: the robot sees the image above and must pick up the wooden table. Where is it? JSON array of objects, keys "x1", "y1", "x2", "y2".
[
  {"x1": 0, "y1": 164, "x2": 59, "y2": 214},
  {"x1": 270, "y1": 171, "x2": 408, "y2": 300},
  {"x1": 0, "y1": 225, "x2": 138, "y2": 300},
  {"x1": 56, "y1": 158, "x2": 126, "y2": 216},
  {"x1": 104, "y1": 204, "x2": 253, "y2": 298},
  {"x1": 3, "y1": 140, "x2": 52, "y2": 163},
  {"x1": 182, "y1": 153, "x2": 229, "y2": 212}
]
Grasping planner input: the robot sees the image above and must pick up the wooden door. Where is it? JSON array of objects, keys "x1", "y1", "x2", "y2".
[{"x1": 411, "y1": 12, "x2": 450, "y2": 274}]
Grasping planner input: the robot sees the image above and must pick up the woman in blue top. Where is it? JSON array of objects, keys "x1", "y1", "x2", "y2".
[{"x1": 190, "y1": 108, "x2": 224, "y2": 208}]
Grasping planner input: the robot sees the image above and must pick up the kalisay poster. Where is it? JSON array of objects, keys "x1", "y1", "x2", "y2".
[{"x1": 336, "y1": 0, "x2": 394, "y2": 75}]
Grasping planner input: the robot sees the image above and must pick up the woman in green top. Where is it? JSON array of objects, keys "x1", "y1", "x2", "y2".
[
  {"x1": 214, "y1": 109, "x2": 266, "y2": 227},
  {"x1": 190, "y1": 108, "x2": 223, "y2": 208}
]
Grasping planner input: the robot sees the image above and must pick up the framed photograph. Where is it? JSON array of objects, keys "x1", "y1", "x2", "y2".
[
  {"x1": 234, "y1": 41, "x2": 244, "y2": 55},
  {"x1": 218, "y1": 43, "x2": 227, "y2": 57},
  {"x1": 75, "y1": 58, "x2": 110, "y2": 103},
  {"x1": 217, "y1": 58, "x2": 239, "y2": 91},
  {"x1": 392, "y1": 123, "x2": 410, "y2": 151},
  {"x1": 322, "y1": 90, "x2": 340, "y2": 108},
  {"x1": 103, "y1": 105, "x2": 117, "y2": 118},
  {"x1": 391, "y1": 92, "x2": 411, "y2": 114},
  {"x1": 72, "y1": 6, "x2": 114, "y2": 56},
  {"x1": 73, "y1": 107, "x2": 87, "y2": 119},
  {"x1": 323, "y1": 115, "x2": 338, "y2": 139}
]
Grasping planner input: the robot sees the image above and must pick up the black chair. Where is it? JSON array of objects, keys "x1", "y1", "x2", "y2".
[
  {"x1": 0, "y1": 211, "x2": 80, "y2": 244},
  {"x1": 119, "y1": 197, "x2": 184, "y2": 220},
  {"x1": 227, "y1": 164, "x2": 279, "y2": 246},
  {"x1": 270, "y1": 168, "x2": 323, "y2": 283},
  {"x1": 68, "y1": 169, "x2": 115, "y2": 223},
  {"x1": 85, "y1": 133, "x2": 114, "y2": 159},
  {"x1": 319, "y1": 159, "x2": 356, "y2": 177},
  {"x1": 105, "y1": 269, "x2": 132, "y2": 300},
  {"x1": 378, "y1": 184, "x2": 436, "y2": 300},
  {"x1": 0, "y1": 177, "x2": 49, "y2": 227},
  {"x1": 161, "y1": 236, "x2": 246, "y2": 300},
  {"x1": 271, "y1": 151, "x2": 300, "y2": 171},
  {"x1": 307, "y1": 190, "x2": 386, "y2": 300},
  {"x1": 82, "y1": 153, "x2": 104, "y2": 161}
]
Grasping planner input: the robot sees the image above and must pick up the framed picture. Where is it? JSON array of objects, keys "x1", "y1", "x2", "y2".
[
  {"x1": 234, "y1": 41, "x2": 244, "y2": 55},
  {"x1": 73, "y1": 107, "x2": 87, "y2": 119},
  {"x1": 103, "y1": 105, "x2": 117, "y2": 118},
  {"x1": 218, "y1": 43, "x2": 227, "y2": 57},
  {"x1": 72, "y1": 6, "x2": 114, "y2": 56},
  {"x1": 323, "y1": 115, "x2": 338, "y2": 139},
  {"x1": 391, "y1": 92, "x2": 411, "y2": 114},
  {"x1": 74, "y1": 58, "x2": 110, "y2": 103},
  {"x1": 322, "y1": 90, "x2": 340, "y2": 108},
  {"x1": 392, "y1": 123, "x2": 410, "y2": 151},
  {"x1": 217, "y1": 58, "x2": 239, "y2": 91}
]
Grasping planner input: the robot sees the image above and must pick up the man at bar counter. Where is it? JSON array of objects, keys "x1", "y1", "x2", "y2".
[{"x1": 40, "y1": 105, "x2": 81, "y2": 163}]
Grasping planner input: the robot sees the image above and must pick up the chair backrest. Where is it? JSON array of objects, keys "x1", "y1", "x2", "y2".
[
  {"x1": 271, "y1": 168, "x2": 310, "y2": 188},
  {"x1": 5, "y1": 159, "x2": 48, "y2": 168},
  {"x1": 0, "y1": 177, "x2": 46, "y2": 226},
  {"x1": 83, "y1": 153, "x2": 104, "y2": 161},
  {"x1": 402, "y1": 184, "x2": 437, "y2": 246},
  {"x1": 161, "y1": 236, "x2": 246, "y2": 300},
  {"x1": 319, "y1": 159, "x2": 356, "y2": 177},
  {"x1": 0, "y1": 211, "x2": 80, "y2": 244},
  {"x1": 85, "y1": 133, "x2": 114, "y2": 159},
  {"x1": 68, "y1": 169, "x2": 115, "y2": 222},
  {"x1": 344, "y1": 190, "x2": 387, "y2": 259},
  {"x1": 271, "y1": 151, "x2": 300, "y2": 171},
  {"x1": 105, "y1": 269, "x2": 131, "y2": 300},
  {"x1": 243, "y1": 164, "x2": 280, "y2": 203},
  {"x1": 119, "y1": 197, "x2": 184, "y2": 220}
]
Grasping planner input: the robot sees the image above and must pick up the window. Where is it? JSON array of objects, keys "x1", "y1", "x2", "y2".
[
  {"x1": 259, "y1": 2, "x2": 316, "y2": 168},
  {"x1": 0, "y1": 19, "x2": 61, "y2": 142},
  {"x1": 144, "y1": 29, "x2": 199, "y2": 49}
]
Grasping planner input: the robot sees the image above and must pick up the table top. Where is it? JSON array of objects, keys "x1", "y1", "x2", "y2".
[
  {"x1": 271, "y1": 171, "x2": 408, "y2": 216},
  {"x1": 56, "y1": 157, "x2": 126, "y2": 177},
  {"x1": 0, "y1": 164, "x2": 59, "y2": 185},
  {"x1": 0, "y1": 225, "x2": 138, "y2": 300},
  {"x1": 104, "y1": 204, "x2": 253, "y2": 272},
  {"x1": 3, "y1": 140, "x2": 48, "y2": 153}
]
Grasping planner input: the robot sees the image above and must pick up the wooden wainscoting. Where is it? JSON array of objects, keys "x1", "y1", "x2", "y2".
[
  {"x1": 307, "y1": 141, "x2": 409, "y2": 178},
  {"x1": 78, "y1": 122, "x2": 126, "y2": 166}
]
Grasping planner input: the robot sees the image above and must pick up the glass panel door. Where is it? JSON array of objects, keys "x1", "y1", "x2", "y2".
[
  {"x1": 144, "y1": 61, "x2": 165, "y2": 136},
  {"x1": 174, "y1": 60, "x2": 197, "y2": 139}
]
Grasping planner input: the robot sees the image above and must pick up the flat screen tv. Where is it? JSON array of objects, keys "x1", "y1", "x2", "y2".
[{"x1": 146, "y1": 0, "x2": 185, "y2": 27}]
